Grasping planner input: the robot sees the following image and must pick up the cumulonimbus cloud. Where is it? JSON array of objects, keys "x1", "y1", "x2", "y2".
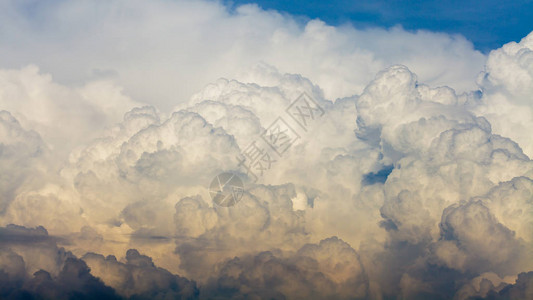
[{"x1": 1, "y1": 1, "x2": 533, "y2": 299}]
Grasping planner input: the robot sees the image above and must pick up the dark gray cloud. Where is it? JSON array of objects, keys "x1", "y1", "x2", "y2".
[
  {"x1": 490, "y1": 271, "x2": 533, "y2": 299},
  {"x1": 9, "y1": 258, "x2": 121, "y2": 300},
  {"x1": 0, "y1": 225, "x2": 120, "y2": 300},
  {"x1": 0, "y1": 225, "x2": 198, "y2": 300},
  {"x1": 0, "y1": 224, "x2": 52, "y2": 245},
  {"x1": 201, "y1": 237, "x2": 368, "y2": 299},
  {"x1": 82, "y1": 249, "x2": 198, "y2": 300}
]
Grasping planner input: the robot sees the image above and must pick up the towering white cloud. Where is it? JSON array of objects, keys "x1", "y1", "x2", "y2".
[
  {"x1": 475, "y1": 31, "x2": 533, "y2": 157},
  {"x1": 0, "y1": 0, "x2": 485, "y2": 111},
  {"x1": 0, "y1": 1, "x2": 533, "y2": 299},
  {"x1": 0, "y1": 66, "x2": 139, "y2": 156}
]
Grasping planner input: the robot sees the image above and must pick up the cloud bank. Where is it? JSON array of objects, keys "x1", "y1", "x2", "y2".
[
  {"x1": 1, "y1": 1, "x2": 533, "y2": 299},
  {"x1": 0, "y1": 0, "x2": 485, "y2": 112}
]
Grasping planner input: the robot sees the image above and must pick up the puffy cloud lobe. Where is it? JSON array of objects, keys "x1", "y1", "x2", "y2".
[
  {"x1": 0, "y1": 225, "x2": 74, "y2": 279},
  {"x1": 0, "y1": 258, "x2": 121, "y2": 300},
  {"x1": 82, "y1": 249, "x2": 198, "y2": 299},
  {"x1": 185, "y1": 100, "x2": 262, "y2": 149},
  {"x1": 478, "y1": 177, "x2": 533, "y2": 243},
  {"x1": 174, "y1": 196, "x2": 217, "y2": 238},
  {"x1": 436, "y1": 200, "x2": 529, "y2": 275},
  {"x1": 356, "y1": 66, "x2": 532, "y2": 252},
  {"x1": 348, "y1": 63, "x2": 533, "y2": 298},
  {"x1": 174, "y1": 184, "x2": 308, "y2": 281},
  {"x1": 0, "y1": 249, "x2": 25, "y2": 293},
  {"x1": 454, "y1": 272, "x2": 513, "y2": 300},
  {"x1": 0, "y1": 225, "x2": 197, "y2": 299},
  {"x1": 0, "y1": 111, "x2": 48, "y2": 214},
  {"x1": 202, "y1": 237, "x2": 368, "y2": 299},
  {"x1": 475, "y1": 31, "x2": 533, "y2": 157},
  {"x1": 66, "y1": 106, "x2": 240, "y2": 230},
  {"x1": 0, "y1": 225, "x2": 120, "y2": 299},
  {"x1": 0, "y1": 112, "x2": 85, "y2": 235},
  {"x1": 378, "y1": 121, "x2": 533, "y2": 246},
  {"x1": 3, "y1": 185, "x2": 86, "y2": 236},
  {"x1": 17, "y1": 258, "x2": 121, "y2": 300},
  {"x1": 356, "y1": 65, "x2": 480, "y2": 160},
  {"x1": 0, "y1": 66, "x2": 139, "y2": 156},
  {"x1": 455, "y1": 271, "x2": 533, "y2": 300},
  {"x1": 492, "y1": 271, "x2": 533, "y2": 300}
]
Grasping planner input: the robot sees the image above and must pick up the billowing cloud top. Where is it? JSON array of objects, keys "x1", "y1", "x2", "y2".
[{"x1": 1, "y1": 1, "x2": 533, "y2": 299}]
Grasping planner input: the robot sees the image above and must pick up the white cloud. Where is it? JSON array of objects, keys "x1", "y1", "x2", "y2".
[
  {"x1": 475, "y1": 31, "x2": 533, "y2": 157},
  {"x1": 0, "y1": 0, "x2": 485, "y2": 112},
  {"x1": 0, "y1": 66, "x2": 140, "y2": 156},
  {"x1": 0, "y1": 1, "x2": 533, "y2": 299}
]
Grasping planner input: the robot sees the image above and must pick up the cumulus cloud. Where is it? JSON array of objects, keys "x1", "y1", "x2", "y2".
[
  {"x1": 0, "y1": 111, "x2": 86, "y2": 235},
  {"x1": 3, "y1": 59, "x2": 533, "y2": 298},
  {"x1": 1, "y1": 1, "x2": 533, "y2": 299},
  {"x1": 0, "y1": 111, "x2": 50, "y2": 213},
  {"x1": 475, "y1": 31, "x2": 533, "y2": 157},
  {"x1": 0, "y1": 66, "x2": 139, "y2": 156},
  {"x1": 0, "y1": 225, "x2": 196, "y2": 299},
  {"x1": 0, "y1": 0, "x2": 485, "y2": 111},
  {"x1": 174, "y1": 185, "x2": 308, "y2": 281},
  {"x1": 0, "y1": 225, "x2": 119, "y2": 299},
  {"x1": 201, "y1": 237, "x2": 368, "y2": 299},
  {"x1": 82, "y1": 249, "x2": 198, "y2": 299}
]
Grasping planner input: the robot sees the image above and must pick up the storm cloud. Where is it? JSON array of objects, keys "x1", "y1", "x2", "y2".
[{"x1": 1, "y1": 1, "x2": 533, "y2": 299}]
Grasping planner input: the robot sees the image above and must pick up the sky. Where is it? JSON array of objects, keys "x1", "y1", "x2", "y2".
[
  {"x1": 228, "y1": 0, "x2": 533, "y2": 52},
  {"x1": 1, "y1": 0, "x2": 533, "y2": 299}
]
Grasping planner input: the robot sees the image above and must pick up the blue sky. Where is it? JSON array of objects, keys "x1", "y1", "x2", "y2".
[{"x1": 227, "y1": 0, "x2": 533, "y2": 52}]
